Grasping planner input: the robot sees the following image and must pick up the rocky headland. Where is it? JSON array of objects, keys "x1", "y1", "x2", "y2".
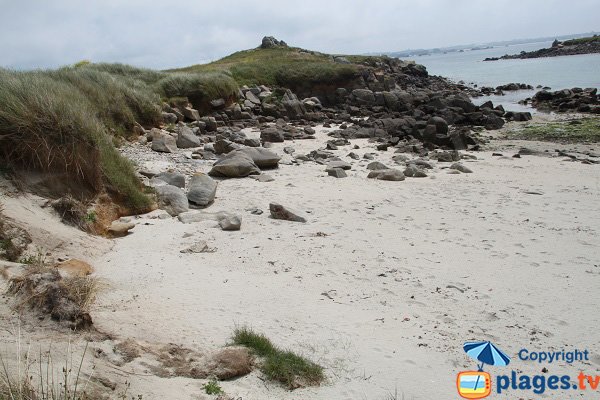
[{"x1": 484, "y1": 35, "x2": 600, "y2": 61}]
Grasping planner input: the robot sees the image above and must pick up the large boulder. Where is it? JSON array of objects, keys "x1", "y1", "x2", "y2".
[
  {"x1": 187, "y1": 174, "x2": 217, "y2": 207},
  {"x1": 260, "y1": 127, "x2": 285, "y2": 143},
  {"x1": 182, "y1": 107, "x2": 200, "y2": 121},
  {"x1": 237, "y1": 148, "x2": 280, "y2": 169},
  {"x1": 155, "y1": 185, "x2": 189, "y2": 216},
  {"x1": 351, "y1": 89, "x2": 376, "y2": 105},
  {"x1": 209, "y1": 151, "x2": 261, "y2": 178},
  {"x1": 281, "y1": 90, "x2": 306, "y2": 119},
  {"x1": 261, "y1": 36, "x2": 288, "y2": 49},
  {"x1": 176, "y1": 124, "x2": 201, "y2": 148},
  {"x1": 155, "y1": 172, "x2": 186, "y2": 189},
  {"x1": 151, "y1": 129, "x2": 177, "y2": 153}
]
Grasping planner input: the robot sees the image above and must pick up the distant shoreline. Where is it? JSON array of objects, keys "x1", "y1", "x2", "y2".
[{"x1": 484, "y1": 36, "x2": 600, "y2": 61}]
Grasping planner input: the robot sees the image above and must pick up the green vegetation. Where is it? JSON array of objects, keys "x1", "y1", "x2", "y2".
[
  {"x1": 562, "y1": 35, "x2": 600, "y2": 46},
  {"x1": 171, "y1": 47, "x2": 361, "y2": 87},
  {"x1": 232, "y1": 327, "x2": 324, "y2": 389},
  {"x1": 0, "y1": 62, "x2": 238, "y2": 211},
  {"x1": 507, "y1": 118, "x2": 600, "y2": 142},
  {"x1": 202, "y1": 379, "x2": 224, "y2": 395}
]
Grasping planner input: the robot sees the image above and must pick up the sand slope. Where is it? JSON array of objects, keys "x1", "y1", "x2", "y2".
[{"x1": 92, "y1": 126, "x2": 600, "y2": 399}]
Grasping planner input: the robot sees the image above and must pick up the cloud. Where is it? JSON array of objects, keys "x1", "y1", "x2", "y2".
[{"x1": 0, "y1": 0, "x2": 598, "y2": 69}]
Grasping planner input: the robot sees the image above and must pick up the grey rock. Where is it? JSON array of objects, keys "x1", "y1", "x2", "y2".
[
  {"x1": 352, "y1": 89, "x2": 376, "y2": 105},
  {"x1": 219, "y1": 215, "x2": 242, "y2": 231},
  {"x1": 392, "y1": 154, "x2": 410, "y2": 164},
  {"x1": 348, "y1": 152, "x2": 360, "y2": 160},
  {"x1": 245, "y1": 91, "x2": 261, "y2": 105},
  {"x1": 367, "y1": 161, "x2": 389, "y2": 170},
  {"x1": 155, "y1": 172, "x2": 186, "y2": 188},
  {"x1": 328, "y1": 168, "x2": 347, "y2": 178},
  {"x1": 214, "y1": 139, "x2": 240, "y2": 154},
  {"x1": 237, "y1": 147, "x2": 280, "y2": 169},
  {"x1": 210, "y1": 98, "x2": 226, "y2": 108},
  {"x1": 151, "y1": 129, "x2": 177, "y2": 153},
  {"x1": 162, "y1": 112, "x2": 178, "y2": 124},
  {"x1": 404, "y1": 165, "x2": 428, "y2": 178},
  {"x1": 326, "y1": 160, "x2": 351, "y2": 171},
  {"x1": 187, "y1": 173, "x2": 217, "y2": 207},
  {"x1": 108, "y1": 221, "x2": 135, "y2": 236},
  {"x1": 244, "y1": 138, "x2": 261, "y2": 147},
  {"x1": 410, "y1": 159, "x2": 434, "y2": 169},
  {"x1": 156, "y1": 185, "x2": 189, "y2": 216},
  {"x1": 269, "y1": 202, "x2": 307, "y2": 223},
  {"x1": 449, "y1": 162, "x2": 473, "y2": 173},
  {"x1": 176, "y1": 124, "x2": 201, "y2": 148},
  {"x1": 261, "y1": 36, "x2": 287, "y2": 49},
  {"x1": 250, "y1": 174, "x2": 275, "y2": 182},
  {"x1": 261, "y1": 127, "x2": 285, "y2": 143},
  {"x1": 178, "y1": 210, "x2": 231, "y2": 224},
  {"x1": 367, "y1": 169, "x2": 406, "y2": 181},
  {"x1": 209, "y1": 151, "x2": 261, "y2": 178},
  {"x1": 202, "y1": 117, "x2": 218, "y2": 132},
  {"x1": 284, "y1": 146, "x2": 295, "y2": 155},
  {"x1": 182, "y1": 107, "x2": 200, "y2": 121}
]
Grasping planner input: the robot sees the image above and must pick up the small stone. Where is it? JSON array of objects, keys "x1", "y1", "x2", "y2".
[
  {"x1": 108, "y1": 221, "x2": 135, "y2": 236},
  {"x1": 218, "y1": 215, "x2": 242, "y2": 231},
  {"x1": 251, "y1": 174, "x2": 275, "y2": 182},
  {"x1": 404, "y1": 165, "x2": 428, "y2": 178},
  {"x1": 450, "y1": 162, "x2": 473, "y2": 173},
  {"x1": 269, "y1": 203, "x2": 307, "y2": 223},
  {"x1": 325, "y1": 160, "x2": 351, "y2": 171},
  {"x1": 328, "y1": 168, "x2": 347, "y2": 178},
  {"x1": 180, "y1": 241, "x2": 211, "y2": 254}
]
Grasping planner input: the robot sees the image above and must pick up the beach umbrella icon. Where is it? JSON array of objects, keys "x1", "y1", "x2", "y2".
[
  {"x1": 464, "y1": 341, "x2": 511, "y2": 371},
  {"x1": 463, "y1": 341, "x2": 510, "y2": 396}
]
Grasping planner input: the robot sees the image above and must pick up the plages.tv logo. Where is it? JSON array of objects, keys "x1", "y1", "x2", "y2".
[{"x1": 457, "y1": 341, "x2": 511, "y2": 399}]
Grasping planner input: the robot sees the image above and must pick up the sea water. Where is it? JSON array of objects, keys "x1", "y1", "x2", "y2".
[{"x1": 412, "y1": 41, "x2": 600, "y2": 111}]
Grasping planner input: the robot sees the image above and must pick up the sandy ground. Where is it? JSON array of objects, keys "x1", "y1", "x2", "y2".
[{"x1": 80, "y1": 123, "x2": 600, "y2": 399}]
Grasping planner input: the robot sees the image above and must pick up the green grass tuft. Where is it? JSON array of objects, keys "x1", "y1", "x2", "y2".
[{"x1": 232, "y1": 327, "x2": 324, "y2": 389}]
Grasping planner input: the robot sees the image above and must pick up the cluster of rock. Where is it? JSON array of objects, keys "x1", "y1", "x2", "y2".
[
  {"x1": 529, "y1": 88, "x2": 600, "y2": 114},
  {"x1": 484, "y1": 36, "x2": 600, "y2": 61}
]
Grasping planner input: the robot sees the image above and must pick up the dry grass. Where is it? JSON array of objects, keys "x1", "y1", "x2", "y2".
[
  {"x1": 7, "y1": 263, "x2": 99, "y2": 330},
  {"x1": 0, "y1": 338, "x2": 96, "y2": 400}
]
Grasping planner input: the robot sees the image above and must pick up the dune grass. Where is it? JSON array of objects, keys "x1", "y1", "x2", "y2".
[
  {"x1": 232, "y1": 327, "x2": 324, "y2": 389},
  {"x1": 0, "y1": 68, "x2": 156, "y2": 211},
  {"x1": 171, "y1": 47, "x2": 361, "y2": 87}
]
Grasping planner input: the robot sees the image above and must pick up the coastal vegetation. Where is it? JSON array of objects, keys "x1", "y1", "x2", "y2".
[
  {"x1": 507, "y1": 117, "x2": 600, "y2": 142},
  {"x1": 232, "y1": 326, "x2": 325, "y2": 389},
  {"x1": 171, "y1": 46, "x2": 361, "y2": 87}
]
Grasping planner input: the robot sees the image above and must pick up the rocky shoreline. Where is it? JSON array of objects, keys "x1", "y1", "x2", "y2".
[{"x1": 484, "y1": 36, "x2": 600, "y2": 61}]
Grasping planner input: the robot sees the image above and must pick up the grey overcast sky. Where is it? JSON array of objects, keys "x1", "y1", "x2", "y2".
[{"x1": 0, "y1": 0, "x2": 598, "y2": 70}]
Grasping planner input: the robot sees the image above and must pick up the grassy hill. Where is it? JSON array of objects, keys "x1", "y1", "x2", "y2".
[{"x1": 170, "y1": 46, "x2": 362, "y2": 88}]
